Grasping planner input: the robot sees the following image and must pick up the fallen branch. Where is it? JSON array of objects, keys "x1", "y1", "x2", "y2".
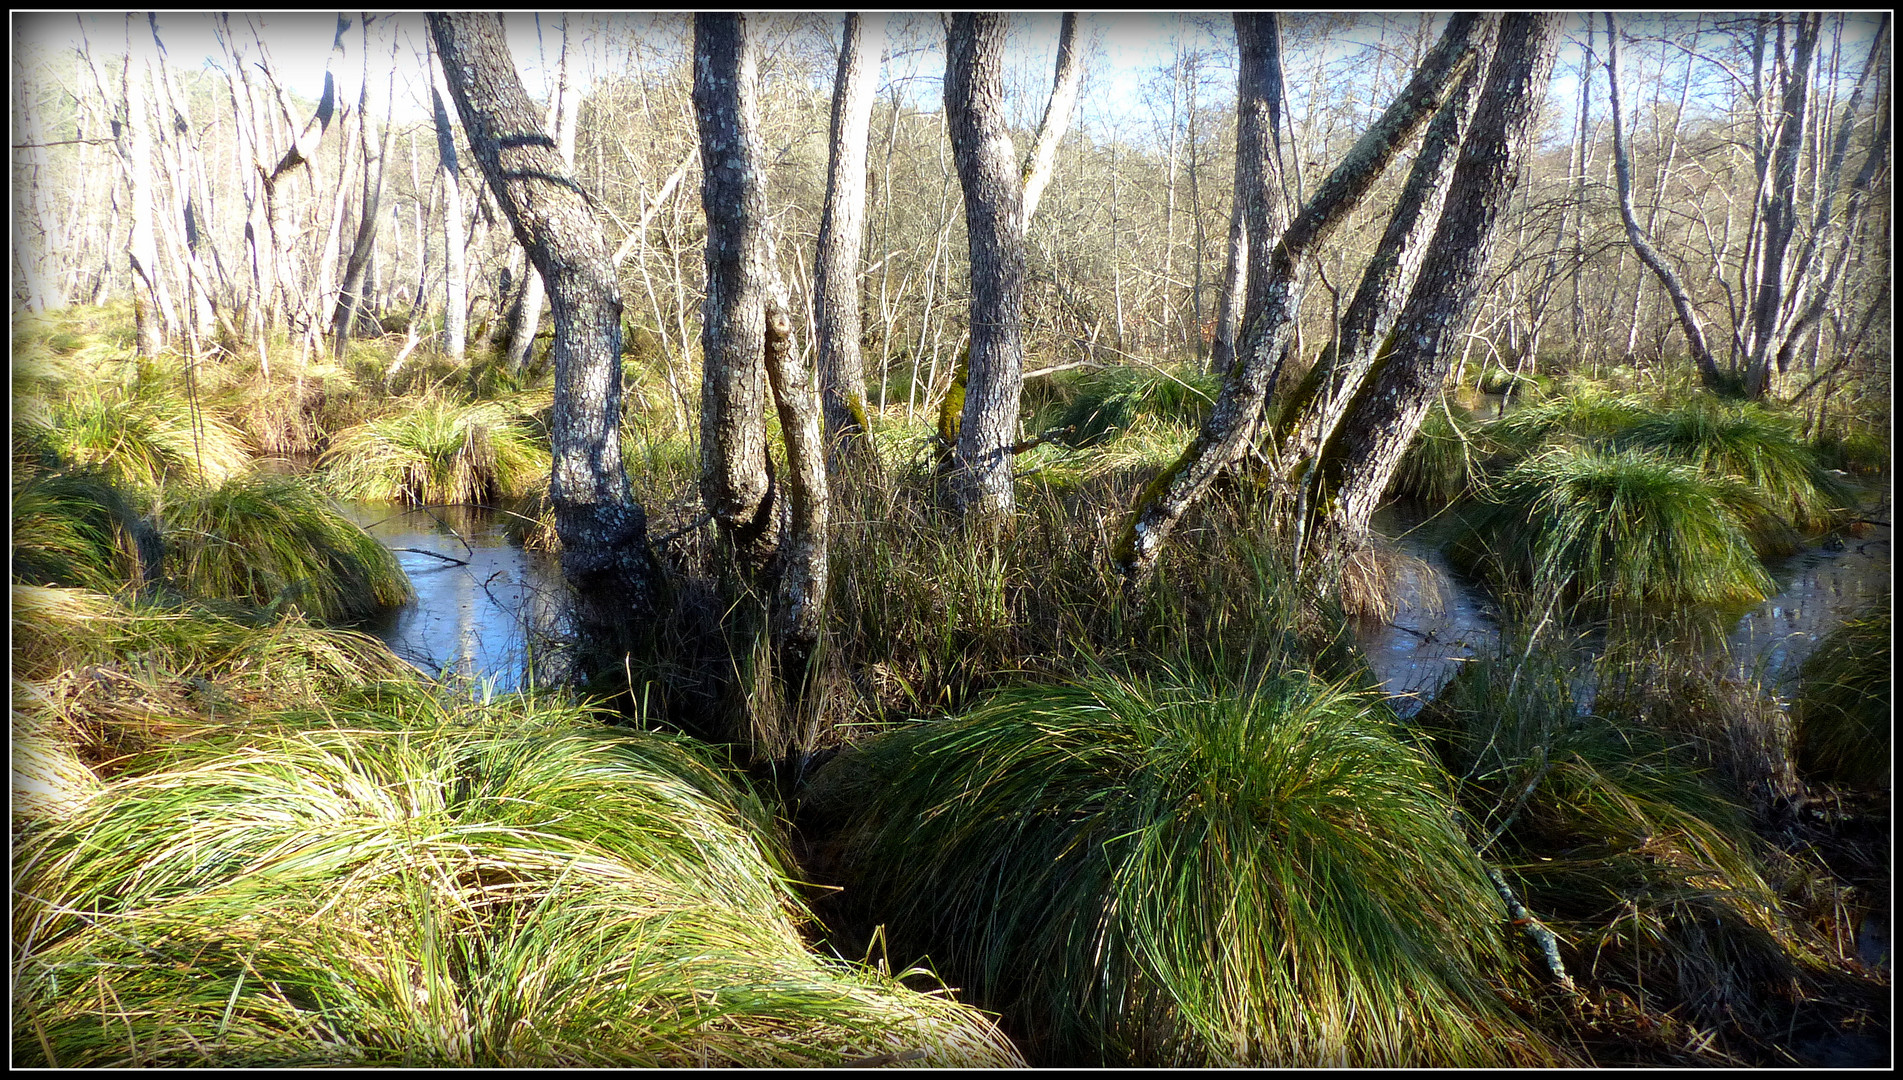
[
  {"x1": 1483, "y1": 862, "x2": 1580, "y2": 1000},
  {"x1": 652, "y1": 512, "x2": 714, "y2": 547},
  {"x1": 1010, "y1": 425, "x2": 1075, "y2": 455},
  {"x1": 390, "y1": 547, "x2": 468, "y2": 566}
]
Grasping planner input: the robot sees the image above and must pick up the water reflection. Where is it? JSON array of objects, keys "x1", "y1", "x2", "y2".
[
  {"x1": 1356, "y1": 506, "x2": 1891, "y2": 708},
  {"x1": 1355, "y1": 505, "x2": 1498, "y2": 713},
  {"x1": 342, "y1": 504, "x2": 572, "y2": 692},
  {"x1": 1723, "y1": 524, "x2": 1891, "y2": 687}
]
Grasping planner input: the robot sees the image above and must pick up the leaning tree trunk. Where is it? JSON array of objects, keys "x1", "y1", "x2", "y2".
[
  {"x1": 1603, "y1": 12, "x2": 1723, "y2": 390},
  {"x1": 1115, "y1": 12, "x2": 1495, "y2": 586},
  {"x1": 1274, "y1": 38, "x2": 1489, "y2": 481},
  {"x1": 426, "y1": 11, "x2": 657, "y2": 631},
  {"x1": 943, "y1": 12, "x2": 1028, "y2": 523},
  {"x1": 508, "y1": 17, "x2": 580, "y2": 377},
  {"x1": 427, "y1": 39, "x2": 468, "y2": 364},
  {"x1": 814, "y1": 12, "x2": 884, "y2": 450},
  {"x1": 1313, "y1": 12, "x2": 1564, "y2": 549},
  {"x1": 1018, "y1": 12, "x2": 1083, "y2": 230}
]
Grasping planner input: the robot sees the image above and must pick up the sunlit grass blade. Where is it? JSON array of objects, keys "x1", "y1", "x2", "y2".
[
  {"x1": 40, "y1": 383, "x2": 252, "y2": 489},
  {"x1": 1620, "y1": 397, "x2": 1855, "y2": 541}
]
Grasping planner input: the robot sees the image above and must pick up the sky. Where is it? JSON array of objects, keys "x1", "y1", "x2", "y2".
[
  {"x1": 21, "y1": 12, "x2": 1291, "y2": 129},
  {"x1": 17, "y1": 12, "x2": 1887, "y2": 145}
]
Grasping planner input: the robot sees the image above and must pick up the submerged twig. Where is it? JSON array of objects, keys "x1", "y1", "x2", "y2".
[{"x1": 390, "y1": 547, "x2": 468, "y2": 566}]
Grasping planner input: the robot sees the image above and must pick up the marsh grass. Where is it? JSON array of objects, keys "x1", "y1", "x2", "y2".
[
  {"x1": 38, "y1": 383, "x2": 252, "y2": 489},
  {"x1": 12, "y1": 691, "x2": 1020, "y2": 1067},
  {"x1": 818, "y1": 457, "x2": 1363, "y2": 728},
  {"x1": 10, "y1": 468, "x2": 163, "y2": 593},
  {"x1": 319, "y1": 396, "x2": 552, "y2": 506},
  {"x1": 1791, "y1": 600, "x2": 1891, "y2": 789},
  {"x1": 1450, "y1": 447, "x2": 1776, "y2": 610},
  {"x1": 1026, "y1": 363, "x2": 1217, "y2": 449},
  {"x1": 1419, "y1": 629, "x2": 1854, "y2": 1056},
  {"x1": 158, "y1": 472, "x2": 412, "y2": 623},
  {"x1": 10, "y1": 584, "x2": 419, "y2": 779},
  {"x1": 1389, "y1": 397, "x2": 1492, "y2": 504},
  {"x1": 1621, "y1": 398, "x2": 1855, "y2": 542},
  {"x1": 807, "y1": 655, "x2": 1563, "y2": 1066}
]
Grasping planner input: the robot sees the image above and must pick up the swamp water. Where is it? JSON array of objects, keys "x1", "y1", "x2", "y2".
[
  {"x1": 342, "y1": 503, "x2": 570, "y2": 693},
  {"x1": 349, "y1": 499, "x2": 1889, "y2": 713},
  {"x1": 1356, "y1": 503, "x2": 1892, "y2": 709}
]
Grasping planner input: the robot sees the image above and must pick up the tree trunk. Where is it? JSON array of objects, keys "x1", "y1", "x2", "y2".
[
  {"x1": 1230, "y1": 15, "x2": 1295, "y2": 381},
  {"x1": 1115, "y1": 12, "x2": 1495, "y2": 585},
  {"x1": 695, "y1": 14, "x2": 831, "y2": 753},
  {"x1": 333, "y1": 18, "x2": 396, "y2": 354},
  {"x1": 427, "y1": 11, "x2": 657, "y2": 631},
  {"x1": 694, "y1": 12, "x2": 777, "y2": 563},
  {"x1": 1275, "y1": 38, "x2": 1489, "y2": 479},
  {"x1": 10, "y1": 46, "x2": 62, "y2": 311},
  {"x1": 1741, "y1": 13, "x2": 1821, "y2": 397},
  {"x1": 814, "y1": 12, "x2": 885, "y2": 448},
  {"x1": 1019, "y1": 12, "x2": 1083, "y2": 230},
  {"x1": 943, "y1": 12, "x2": 1028, "y2": 523},
  {"x1": 1603, "y1": 13, "x2": 1723, "y2": 389},
  {"x1": 428, "y1": 39, "x2": 468, "y2": 364},
  {"x1": 1315, "y1": 13, "x2": 1564, "y2": 548},
  {"x1": 508, "y1": 17, "x2": 581, "y2": 376}
]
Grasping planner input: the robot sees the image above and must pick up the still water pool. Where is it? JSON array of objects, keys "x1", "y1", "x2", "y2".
[{"x1": 342, "y1": 504, "x2": 569, "y2": 693}]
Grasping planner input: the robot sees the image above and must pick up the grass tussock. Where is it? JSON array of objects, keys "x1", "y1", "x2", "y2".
[
  {"x1": 1791, "y1": 600, "x2": 1891, "y2": 790},
  {"x1": 36, "y1": 383, "x2": 253, "y2": 489},
  {"x1": 10, "y1": 468, "x2": 163, "y2": 594},
  {"x1": 319, "y1": 396, "x2": 552, "y2": 506},
  {"x1": 158, "y1": 472, "x2": 412, "y2": 623},
  {"x1": 808, "y1": 657, "x2": 1564, "y2": 1067},
  {"x1": 1621, "y1": 398, "x2": 1855, "y2": 540},
  {"x1": 12, "y1": 692, "x2": 1021, "y2": 1067},
  {"x1": 1450, "y1": 447, "x2": 1775, "y2": 610}
]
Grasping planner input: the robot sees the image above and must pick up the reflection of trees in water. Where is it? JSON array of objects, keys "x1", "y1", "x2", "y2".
[{"x1": 348, "y1": 504, "x2": 575, "y2": 691}]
